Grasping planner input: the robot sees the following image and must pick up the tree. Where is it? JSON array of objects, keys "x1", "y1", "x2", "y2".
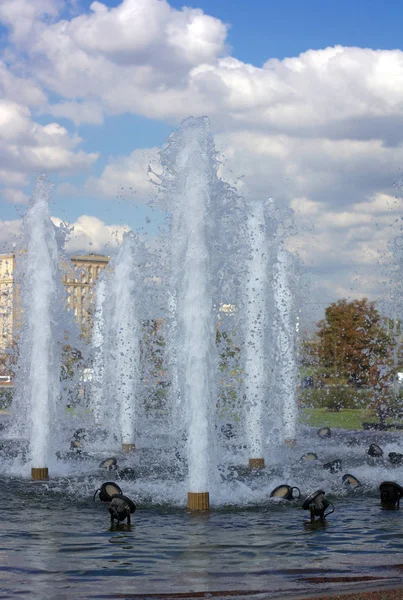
[{"x1": 314, "y1": 298, "x2": 394, "y2": 387}]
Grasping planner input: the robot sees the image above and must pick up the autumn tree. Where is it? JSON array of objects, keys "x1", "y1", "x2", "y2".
[{"x1": 314, "y1": 298, "x2": 394, "y2": 387}]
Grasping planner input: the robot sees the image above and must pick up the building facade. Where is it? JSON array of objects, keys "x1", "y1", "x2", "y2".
[
  {"x1": 63, "y1": 253, "x2": 110, "y2": 336},
  {"x1": 0, "y1": 253, "x2": 17, "y2": 354},
  {"x1": 0, "y1": 252, "x2": 110, "y2": 362}
]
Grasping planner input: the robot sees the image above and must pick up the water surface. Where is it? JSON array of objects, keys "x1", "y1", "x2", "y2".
[{"x1": 2, "y1": 480, "x2": 403, "y2": 600}]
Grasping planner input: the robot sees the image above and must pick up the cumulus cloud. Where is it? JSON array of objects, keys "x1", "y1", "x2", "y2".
[
  {"x1": 0, "y1": 218, "x2": 22, "y2": 252},
  {"x1": 0, "y1": 60, "x2": 46, "y2": 107},
  {"x1": 45, "y1": 100, "x2": 104, "y2": 126},
  {"x1": 0, "y1": 0, "x2": 229, "y2": 122},
  {"x1": 0, "y1": 213, "x2": 130, "y2": 261},
  {"x1": 84, "y1": 147, "x2": 160, "y2": 200},
  {"x1": 0, "y1": 100, "x2": 99, "y2": 185},
  {"x1": 1, "y1": 188, "x2": 29, "y2": 204},
  {"x1": 3, "y1": 1, "x2": 403, "y2": 140},
  {"x1": 213, "y1": 128, "x2": 403, "y2": 305},
  {"x1": 52, "y1": 214, "x2": 130, "y2": 253},
  {"x1": 216, "y1": 130, "x2": 403, "y2": 208},
  {"x1": 1, "y1": 0, "x2": 403, "y2": 311},
  {"x1": 0, "y1": 0, "x2": 62, "y2": 44},
  {"x1": 3, "y1": 0, "x2": 403, "y2": 147}
]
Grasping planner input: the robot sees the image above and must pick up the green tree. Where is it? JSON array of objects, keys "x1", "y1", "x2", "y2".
[{"x1": 314, "y1": 298, "x2": 394, "y2": 387}]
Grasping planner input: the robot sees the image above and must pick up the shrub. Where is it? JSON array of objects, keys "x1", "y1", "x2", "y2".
[{"x1": 299, "y1": 386, "x2": 371, "y2": 411}]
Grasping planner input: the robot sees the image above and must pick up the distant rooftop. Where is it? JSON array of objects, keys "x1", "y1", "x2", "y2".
[{"x1": 70, "y1": 253, "x2": 110, "y2": 262}]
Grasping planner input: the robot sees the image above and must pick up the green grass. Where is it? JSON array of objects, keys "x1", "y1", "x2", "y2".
[{"x1": 300, "y1": 407, "x2": 375, "y2": 430}]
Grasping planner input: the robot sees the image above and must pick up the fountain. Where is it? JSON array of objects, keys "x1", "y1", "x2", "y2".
[
  {"x1": 1, "y1": 116, "x2": 392, "y2": 495},
  {"x1": 101, "y1": 231, "x2": 144, "y2": 453},
  {"x1": 273, "y1": 246, "x2": 299, "y2": 446},
  {"x1": 242, "y1": 200, "x2": 270, "y2": 469},
  {"x1": 160, "y1": 116, "x2": 225, "y2": 509},
  {"x1": 1, "y1": 116, "x2": 403, "y2": 599},
  {"x1": 11, "y1": 174, "x2": 66, "y2": 480},
  {"x1": 90, "y1": 275, "x2": 106, "y2": 428}
]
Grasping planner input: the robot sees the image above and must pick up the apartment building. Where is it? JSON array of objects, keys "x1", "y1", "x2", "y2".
[
  {"x1": 63, "y1": 253, "x2": 110, "y2": 332},
  {"x1": 0, "y1": 252, "x2": 110, "y2": 355},
  {"x1": 0, "y1": 253, "x2": 17, "y2": 353}
]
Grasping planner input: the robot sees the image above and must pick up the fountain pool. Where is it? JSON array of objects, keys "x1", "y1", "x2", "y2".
[{"x1": 2, "y1": 431, "x2": 403, "y2": 600}]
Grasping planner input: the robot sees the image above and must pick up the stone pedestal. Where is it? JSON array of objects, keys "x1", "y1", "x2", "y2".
[
  {"x1": 187, "y1": 491, "x2": 210, "y2": 511},
  {"x1": 31, "y1": 467, "x2": 49, "y2": 480},
  {"x1": 249, "y1": 457, "x2": 265, "y2": 469},
  {"x1": 122, "y1": 443, "x2": 136, "y2": 453}
]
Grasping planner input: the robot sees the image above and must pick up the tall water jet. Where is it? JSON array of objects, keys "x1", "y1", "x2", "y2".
[
  {"x1": 161, "y1": 117, "x2": 220, "y2": 510},
  {"x1": 273, "y1": 247, "x2": 299, "y2": 445},
  {"x1": 104, "y1": 231, "x2": 144, "y2": 452},
  {"x1": 13, "y1": 175, "x2": 64, "y2": 479},
  {"x1": 90, "y1": 276, "x2": 107, "y2": 428},
  {"x1": 243, "y1": 200, "x2": 269, "y2": 469}
]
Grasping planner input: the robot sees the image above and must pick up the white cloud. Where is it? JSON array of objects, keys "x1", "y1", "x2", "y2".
[
  {"x1": 85, "y1": 148, "x2": 160, "y2": 200},
  {"x1": 0, "y1": 60, "x2": 46, "y2": 107},
  {"x1": 1, "y1": 188, "x2": 29, "y2": 204},
  {"x1": 45, "y1": 100, "x2": 104, "y2": 126},
  {"x1": 0, "y1": 0, "x2": 62, "y2": 44},
  {"x1": 0, "y1": 218, "x2": 22, "y2": 252},
  {"x1": 0, "y1": 213, "x2": 130, "y2": 258},
  {"x1": 0, "y1": 100, "x2": 98, "y2": 184},
  {"x1": 52, "y1": 214, "x2": 130, "y2": 253},
  {"x1": 216, "y1": 130, "x2": 403, "y2": 208},
  {"x1": 1, "y1": 0, "x2": 403, "y2": 310},
  {"x1": 4, "y1": 4, "x2": 403, "y2": 145},
  {"x1": 45, "y1": 0, "x2": 227, "y2": 68}
]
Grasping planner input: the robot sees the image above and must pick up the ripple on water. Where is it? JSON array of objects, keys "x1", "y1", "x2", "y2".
[{"x1": 0, "y1": 481, "x2": 403, "y2": 599}]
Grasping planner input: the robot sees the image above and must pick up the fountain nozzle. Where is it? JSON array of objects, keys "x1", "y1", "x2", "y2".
[
  {"x1": 187, "y1": 492, "x2": 210, "y2": 511},
  {"x1": 31, "y1": 467, "x2": 49, "y2": 481},
  {"x1": 122, "y1": 443, "x2": 136, "y2": 453},
  {"x1": 249, "y1": 458, "x2": 265, "y2": 469}
]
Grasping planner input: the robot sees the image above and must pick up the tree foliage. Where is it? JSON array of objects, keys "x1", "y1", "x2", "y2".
[{"x1": 312, "y1": 298, "x2": 394, "y2": 387}]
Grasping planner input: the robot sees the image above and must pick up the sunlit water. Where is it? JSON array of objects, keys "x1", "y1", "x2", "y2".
[
  {"x1": 3, "y1": 408, "x2": 403, "y2": 598},
  {"x1": 2, "y1": 478, "x2": 403, "y2": 600}
]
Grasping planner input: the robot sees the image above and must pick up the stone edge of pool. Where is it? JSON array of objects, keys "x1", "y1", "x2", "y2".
[{"x1": 292, "y1": 586, "x2": 403, "y2": 599}]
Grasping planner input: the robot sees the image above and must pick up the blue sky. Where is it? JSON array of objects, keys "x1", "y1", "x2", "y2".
[
  {"x1": 170, "y1": 0, "x2": 403, "y2": 62},
  {"x1": 1, "y1": 0, "x2": 403, "y2": 311}
]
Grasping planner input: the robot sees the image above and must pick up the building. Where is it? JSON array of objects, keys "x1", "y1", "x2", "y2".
[
  {"x1": 63, "y1": 253, "x2": 110, "y2": 336},
  {"x1": 0, "y1": 253, "x2": 18, "y2": 354},
  {"x1": 0, "y1": 251, "x2": 110, "y2": 361}
]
